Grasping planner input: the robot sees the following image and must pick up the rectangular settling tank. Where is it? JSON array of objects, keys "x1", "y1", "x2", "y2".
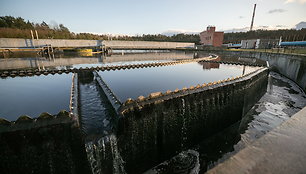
[{"x1": 0, "y1": 74, "x2": 73, "y2": 121}]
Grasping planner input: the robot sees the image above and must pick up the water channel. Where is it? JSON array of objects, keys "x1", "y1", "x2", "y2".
[{"x1": 0, "y1": 50, "x2": 305, "y2": 174}]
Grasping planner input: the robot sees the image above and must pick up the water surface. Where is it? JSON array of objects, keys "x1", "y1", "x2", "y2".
[
  {"x1": 99, "y1": 62, "x2": 261, "y2": 101},
  {"x1": 1, "y1": 51, "x2": 305, "y2": 174},
  {"x1": 0, "y1": 74, "x2": 72, "y2": 120},
  {"x1": 78, "y1": 72, "x2": 116, "y2": 138},
  {"x1": 0, "y1": 51, "x2": 194, "y2": 70}
]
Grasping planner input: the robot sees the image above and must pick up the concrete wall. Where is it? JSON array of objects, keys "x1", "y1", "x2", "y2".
[
  {"x1": 103, "y1": 40, "x2": 195, "y2": 49},
  {"x1": 217, "y1": 51, "x2": 306, "y2": 92},
  {"x1": 0, "y1": 38, "x2": 195, "y2": 49},
  {"x1": 0, "y1": 38, "x2": 101, "y2": 48},
  {"x1": 0, "y1": 112, "x2": 91, "y2": 174},
  {"x1": 207, "y1": 105, "x2": 306, "y2": 174}
]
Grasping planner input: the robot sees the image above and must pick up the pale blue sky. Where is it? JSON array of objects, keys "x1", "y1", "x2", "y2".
[{"x1": 0, "y1": 0, "x2": 305, "y2": 35}]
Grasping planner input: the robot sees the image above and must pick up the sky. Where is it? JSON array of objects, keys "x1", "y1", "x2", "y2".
[{"x1": 0, "y1": 0, "x2": 306, "y2": 35}]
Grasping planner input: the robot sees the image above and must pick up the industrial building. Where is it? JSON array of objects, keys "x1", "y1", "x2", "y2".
[
  {"x1": 241, "y1": 39, "x2": 279, "y2": 49},
  {"x1": 199, "y1": 26, "x2": 224, "y2": 47}
]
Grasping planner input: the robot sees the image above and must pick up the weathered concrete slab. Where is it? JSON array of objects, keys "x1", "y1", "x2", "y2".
[
  {"x1": 216, "y1": 50, "x2": 306, "y2": 92},
  {"x1": 103, "y1": 40, "x2": 195, "y2": 49},
  {"x1": 0, "y1": 38, "x2": 195, "y2": 49},
  {"x1": 207, "y1": 106, "x2": 306, "y2": 174},
  {"x1": 0, "y1": 38, "x2": 101, "y2": 48}
]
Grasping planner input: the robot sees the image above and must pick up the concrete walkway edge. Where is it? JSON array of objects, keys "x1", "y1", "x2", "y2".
[{"x1": 207, "y1": 106, "x2": 306, "y2": 174}]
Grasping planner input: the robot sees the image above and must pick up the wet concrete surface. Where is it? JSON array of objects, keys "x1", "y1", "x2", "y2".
[
  {"x1": 236, "y1": 72, "x2": 306, "y2": 146},
  {"x1": 196, "y1": 71, "x2": 306, "y2": 172},
  {"x1": 207, "y1": 106, "x2": 306, "y2": 174},
  {"x1": 144, "y1": 71, "x2": 306, "y2": 174}
]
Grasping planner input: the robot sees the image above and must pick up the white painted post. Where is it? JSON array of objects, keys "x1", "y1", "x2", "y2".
[
  {"x1": 30, "y1": 30, "x2": 34, "y2": 40},
  {"x1": 35, "y1": 30, "x2": 39, "y2": 40},
  {"x1": 30, "y1": 30, "x2": 35, "y2": 48}
]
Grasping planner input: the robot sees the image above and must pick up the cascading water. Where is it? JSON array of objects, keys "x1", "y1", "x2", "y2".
[
  {"x1": 109, "y1": 134, "x2": 126, "y2": 174},
  {"x1": 181, "y1": 98, "x2": 187, "y2": 150},
  {"x1": 85, "y1": 135, "x2": 127, "y2": 174}
]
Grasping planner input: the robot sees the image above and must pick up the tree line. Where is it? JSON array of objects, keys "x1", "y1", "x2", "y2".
[
  {"x1": 224, "y1": 29, "x2": 306, "y2": 43},
  {"x1": 1, "y1": 16, "x2": 305, "y2": 44},
  {"x1": 0, "y1": 16, "x2": 201, "y2": 43}
]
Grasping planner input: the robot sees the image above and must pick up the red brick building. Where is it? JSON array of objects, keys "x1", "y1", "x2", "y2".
[{"x1": 199, "y1": 26, "x2": 224, "y2": 47}]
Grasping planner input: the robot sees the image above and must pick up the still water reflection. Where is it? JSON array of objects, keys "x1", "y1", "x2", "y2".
[
  {"x1": 0, "y1": 74, "x2": 72, "y2": 120},
  {"x1": 0, "y1": 51, "x2": 195, "y2": 70},
  {"x1": 99, "y1": 62, "x2": 261, "y2": 101},
  {"x1": 1, "y1": 51, "x2": 305, "y2": 174}
]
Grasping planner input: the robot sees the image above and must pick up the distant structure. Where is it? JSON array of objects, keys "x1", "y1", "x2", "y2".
[
  {"x1": 250, "y1": 4, "x2": 257, "y2": 31},
  {"x1": 199, "y1": 26, "x2": 224, "y2": 47},
  {"x1": 241, "y1": 39, "x2": 279, "y2": 49}
]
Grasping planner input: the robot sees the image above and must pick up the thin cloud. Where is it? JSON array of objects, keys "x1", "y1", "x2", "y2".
[
  {"x1": 161, "y1": 29, "x2": 200, "y2": 36},
  {"x1": 276, "y1": 25, "x2": 287, "y2": 28},
  {"x1": 223, "y1": 25, "x2": 291, "y2": 33},
  {"x1": 268, "y1": 9, "x2": 287, "y2": 14},
  {"x1": 285, "y1": 0, "x2": 306, "y2": 4}
]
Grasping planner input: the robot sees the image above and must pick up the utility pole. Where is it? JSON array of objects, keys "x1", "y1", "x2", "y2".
[{"x1": 250, "y1": 4, "x2": 256, "y2": 31}]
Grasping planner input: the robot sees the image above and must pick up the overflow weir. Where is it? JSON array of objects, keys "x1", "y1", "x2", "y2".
[
  {"x1": 75, "y1": 56, "x2": 268, "y2": 173},
  {"x1": 114, "y1": 68, "x2": 268, "y2": 173},
  {"x1": 2, "y1": 50, "x2": 306, "y2": 174},
  {"x1": 0, "y1": 54, "x2": 269, "y2": 174}
]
